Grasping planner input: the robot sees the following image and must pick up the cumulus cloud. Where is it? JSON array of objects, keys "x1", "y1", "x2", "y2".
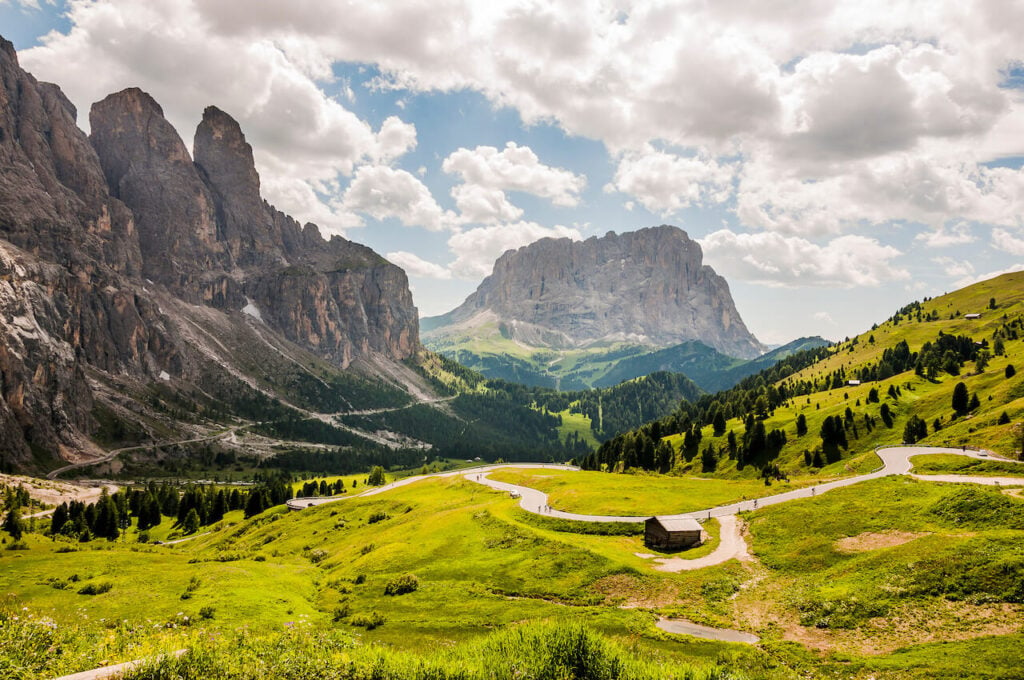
[
  {"x1": 19, "y1": 0, "x2": 418, "y2": 232},
  {"x1": 448, "y1": 222, "x2": 582, "y2": 279},
  {"x1": 340, "y1": 166, "x2": 454, "y2": 232},
  {"x1": 385, "y1": 251, "x2": 452, "y2": 279},
  {"x1": 17, "y1": 0, "x2": 1024, "y2": 288},
  {"x1": 699, "y1": 230, "x2": 909, "y2": 287},
  {"x1": 915, "y1": 223, "x2": 976, "y2": 248},
  {"x1": 992, "y1": 228, "x2": 1024, "y2": 256},
  {"x1": 443, "y1": 142, "x2": 586, "y2": 208},
  {"x1": 736, "y1": 153, "x2": 1024, "y2": 237},
  {"x1": 449, "y1": 184, "x2": 524, "y2": 225},
  {"x1": 606, "y1": 149, "x2": 734, "y2": 215},
  {"x1": 931, "y1": 256, "x2": 975, "y2": 279}
]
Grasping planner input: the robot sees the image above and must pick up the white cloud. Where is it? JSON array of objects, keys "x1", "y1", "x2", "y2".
[
  {"x1": 607, "y1": 149, "x2": 733, "y2": 215},
  {"x1": 340, "y1": 165, "x2": 454, "y2": 232},
  {"x1": 385, "y1": 251, "x2": 451, "y2": 279},
  {"x1": 931, "y1": 256, "x2": 975, "y2": 279},
  {"x1": 448, "y1": 222, "x2": 582, "y2": 279},
  {"x1": 449, "y1": 183, "x2": 524, "y2": 225},
  {"x1": 16, "y1": 0, "x2": 1024, "y2": 295},
  {"x1": 915, "y1": 223, "x2": 976, "y2": 248},
  {"x1": 374, "y1": 116, "x2": 417, "y2": 163},
  {"x1": 736, "y1": 152, "x2": 1024, "y2": 237},
  {"x1": 443, "y1": 142, "x2": 586, "y2": 208},
  {"x1": 955, "y1": 263, "x2": 1024, "y2": 288},
  {"x1": 992, "y1": 228, "x2": 1024, "y2": 256},
  {"x1": 20, "y1": 0, "x2": 418, "y2": 232},
  {"x1": 699, "y1": 230, "x2": 909, "y2": 287}
]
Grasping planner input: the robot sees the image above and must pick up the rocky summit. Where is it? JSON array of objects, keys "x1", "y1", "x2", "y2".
[
  {"x1": 0, "y1": 37, "x2": 419, "y2": 470},
  {"x1": 424, "y1": 226, "x2": 764, "y2": 359}
]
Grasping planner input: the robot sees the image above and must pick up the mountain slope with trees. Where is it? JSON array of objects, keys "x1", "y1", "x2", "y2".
[{"x1": 583, "y1": 271, "x2": 1024, "y2": 478}]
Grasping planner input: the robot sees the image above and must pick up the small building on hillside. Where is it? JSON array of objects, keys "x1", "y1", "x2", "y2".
[
  {"x1": 644, "y1": 516, "x2": 702, "y2": 550},
  {"x1": 964, "y1": 313, "x2": 982, "y2": 319},
  {"x1": 847, "y1": 379, "x2": 861, "y2": 386}
]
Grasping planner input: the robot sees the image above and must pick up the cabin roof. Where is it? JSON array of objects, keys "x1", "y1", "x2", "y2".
[{"x1": 648, "y1": 516, "x2": 701, "y2": 532}]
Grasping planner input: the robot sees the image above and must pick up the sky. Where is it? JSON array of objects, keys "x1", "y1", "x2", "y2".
[{"x1": 2, "y1": 0, "x2": 1023, "y2": 346}]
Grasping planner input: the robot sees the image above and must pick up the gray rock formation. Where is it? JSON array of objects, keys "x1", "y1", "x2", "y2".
[
  {"x1": 0, "y1": 36, "x2": 419, "y2": 470},
  {"x1": 424, "y1": 226, "x2": 763, "y2": 359}
]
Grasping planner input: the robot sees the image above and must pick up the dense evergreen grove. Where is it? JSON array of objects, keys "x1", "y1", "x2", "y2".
[
  {"x1": 43, "y1": 477, "x2": 294, "y2": 542},
  {"x1": 579, "y1": 310, "x2": 1024, "y2": 477},
  {"x1": 579, "y1": 344, "x2": 831, "y2": 474}
]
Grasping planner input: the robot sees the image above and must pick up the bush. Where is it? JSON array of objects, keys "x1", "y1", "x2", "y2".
[
  {"x1": 198, "y1": 606, "x2": 216, "y2": 620},
  {"x1": 384, "y1": 573, "x2": 419, "y2": 596},
  {"x1": 77, "y1": 581, "x2": 112, "y2": 596},
  {"x1": 332, "y1": 604, "x2": 351, "y2": 622},
  {"x1": 349, "y1": 611, "x2": 386, "y2": 629},
  {"x1": 367, "y1": 511, "x2": 389, "y2": 524}
]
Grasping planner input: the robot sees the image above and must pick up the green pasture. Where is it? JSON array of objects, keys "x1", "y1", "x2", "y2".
[{"x1": 487, "y1": 467, "x2": 814, "y2": 515}]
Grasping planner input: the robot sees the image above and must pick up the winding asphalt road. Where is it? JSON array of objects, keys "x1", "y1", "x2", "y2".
[{"x1": 471, "y1": 446, "x2": 1023, "y2": 523}]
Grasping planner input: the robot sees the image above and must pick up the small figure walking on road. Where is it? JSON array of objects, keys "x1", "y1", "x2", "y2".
[
  {"x1": 753, "y1": 499, "x2": 758, "y2": 509},
  {"x1": 811, "y1": 487, "x2": 816, "y2": 496}
]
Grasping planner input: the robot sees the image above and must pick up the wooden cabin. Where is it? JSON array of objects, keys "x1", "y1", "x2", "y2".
[{"x1": 644, "y1": 516, "x2": 702, "y2": 550}]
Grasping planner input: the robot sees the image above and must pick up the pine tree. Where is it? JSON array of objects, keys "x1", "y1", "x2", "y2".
[
  {"x1": 244, "y1": 490, "x2": 266, "y2": 519},
  {"x1": 3, "y1": 505, "x2": 24, "y2": 540},
  {"x1": 181, "y1": 508, "x2": 201, "y2": 534},
  {"x1": 795, "y1": 413, "x2": 808, "y2": 436},
  {"x1": 50, "y1": 503, "x2": 69, "y2": 535},
  {"x1": 952, "y1": 381, "x2": 970, "y2": 415}
]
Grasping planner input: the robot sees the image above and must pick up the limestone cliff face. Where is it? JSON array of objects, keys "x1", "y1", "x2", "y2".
[
  {"x1": 426, "y1": 226, "x2": 763, "y2": 359},
  {"x1": 190, "y1": 106, "x2": 419, "y2": 365},
  {"x1": 0, "y1": 37, "x2": 418, "y2": 469}
]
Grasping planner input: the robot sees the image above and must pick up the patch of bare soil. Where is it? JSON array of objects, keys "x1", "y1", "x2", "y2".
[
  {"x1": 834, "y1": 531, "x2": 929, "y2": 553},
  {"x1": 1003, "y1": 487, "x2": 1024, "y2": 500},
  {"x1": 0, "y1": 474, "x2": 116, "y2": 506}
]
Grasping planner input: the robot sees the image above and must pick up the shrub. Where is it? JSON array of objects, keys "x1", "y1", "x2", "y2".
[
  {"x1": 384, "y1": 573, "x2": 419, "y2": 596},
  {"x1": 332, "y1": 604, "x2": 351, "y2": 622},
  {"x1": 77, "y1": 581, "x2": 112, "y2": 596},
  {"x1": 349, "y1": 611, "x2": 386, "y2": 629},
  {"x1": 367, "y1": 511, "x2": 389, "y2": 524},
  {"x1": 353, "y1": 574, "x2": 366, "y2": 585},
  {"x1": 307, "y1": 549, "x2": 328, "y2": 564},
  {"x1": 198, "y1": 606, "x2": 216, "y2": 620}
]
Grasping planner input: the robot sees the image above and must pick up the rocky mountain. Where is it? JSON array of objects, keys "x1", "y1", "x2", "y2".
[
  {"x1": 424, "y1": 226, "x2": 763, "y2": 359},
  {"x1": 0, "y1": 36, "x2": 421, "y2": 471}
]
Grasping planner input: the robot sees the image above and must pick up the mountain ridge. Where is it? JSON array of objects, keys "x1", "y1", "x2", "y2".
[
  {"x1": 0, "y1": 37, "x2": 422, "y2": 470},
  {"x1": 424, "y1": 225, "x2": 765, "y2": 359}
]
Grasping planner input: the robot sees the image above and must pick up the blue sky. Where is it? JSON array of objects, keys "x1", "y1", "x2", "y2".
[{"x1": 3, "y1": 0, "x2": 1024, "y2": 345}]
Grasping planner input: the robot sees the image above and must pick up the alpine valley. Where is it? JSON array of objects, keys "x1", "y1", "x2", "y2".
[{"x1": 1, "y1": 30, "x2": 1023, "y2": 680}]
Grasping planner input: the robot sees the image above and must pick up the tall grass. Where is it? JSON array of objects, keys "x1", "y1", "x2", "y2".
[{"x1": 123, "y1": 621, "x2": 742, "y2": 680}]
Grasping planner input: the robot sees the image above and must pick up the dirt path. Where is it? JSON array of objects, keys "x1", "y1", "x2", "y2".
[
  {"x1": 46, "y1": 430, "x2": 237, "y2": 480},
  {"x1": 656, "y1": 617, "x2": 759, "y2": 644},
  {"x1": 53, "y1": 650, "x2": 187, "y2": 680}
]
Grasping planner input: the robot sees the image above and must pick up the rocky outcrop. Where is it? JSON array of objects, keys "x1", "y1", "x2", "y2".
[
  {"x1": 0, "y1": 36, "x2": 419, "y2": 470},
  {"x1": 425, "y1": 226, "x2": 764, "y2": 359},
  {"x1": 87, "y1": 92, "x2": 419, "y2": 366}
]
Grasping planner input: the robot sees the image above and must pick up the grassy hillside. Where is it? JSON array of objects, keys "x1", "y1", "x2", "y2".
[
  {"x1": 586, "y1": 271, "x2": 1024, "y2": 478},
  {"x1": 3, "y1": 466, "x2": 1022, "y2": 678}
]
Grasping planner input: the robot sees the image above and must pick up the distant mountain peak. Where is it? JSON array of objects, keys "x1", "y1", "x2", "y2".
[{"x1": 425, "y1": 225, "x2": 765, "y2": 359}]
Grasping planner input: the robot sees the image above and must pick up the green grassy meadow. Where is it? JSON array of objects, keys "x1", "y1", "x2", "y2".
[
  {"x1": 4, "y1": 466, "x2": 1024, "y2": 678},
  {"x1": 488, "y1": 468, "x2": 817, "y2": 515}
]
